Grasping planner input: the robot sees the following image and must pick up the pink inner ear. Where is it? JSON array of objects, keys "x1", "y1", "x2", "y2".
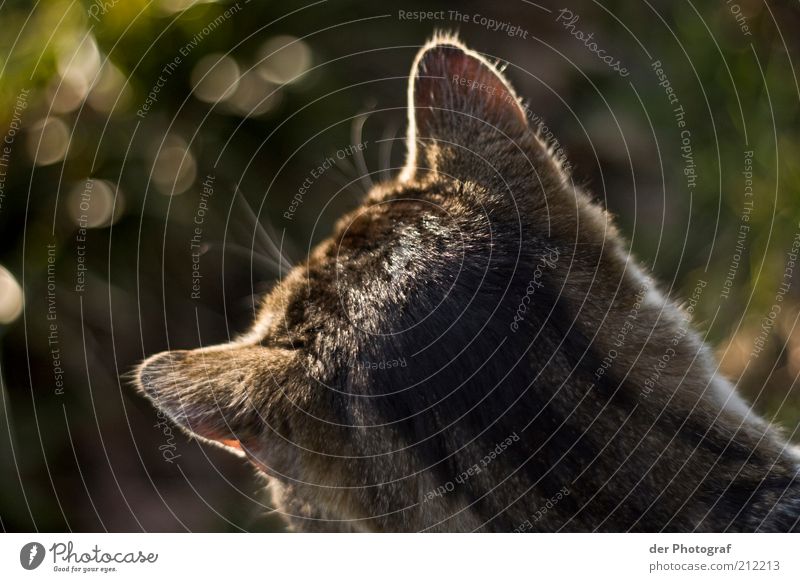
[
  {"x1": 220, "y1": 439, "x2": 243, "y2": 451},
  {"x1": 414, "y1": 43, "x2": 528, "y2": 131}
]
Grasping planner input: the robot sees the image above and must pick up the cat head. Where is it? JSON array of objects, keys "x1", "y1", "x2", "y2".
[{"x1": 136, "y1": 35, "x2": 603, "y2": 529}]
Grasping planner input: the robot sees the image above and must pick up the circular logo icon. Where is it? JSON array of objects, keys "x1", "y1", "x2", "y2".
[{"x1": 20, "y1": 542, "x2": 46, "y2": 570}]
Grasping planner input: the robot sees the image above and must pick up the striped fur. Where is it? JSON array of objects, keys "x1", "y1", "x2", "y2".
[{"x1": 136, "y1": 35, "x2": 800, "y2": 532}]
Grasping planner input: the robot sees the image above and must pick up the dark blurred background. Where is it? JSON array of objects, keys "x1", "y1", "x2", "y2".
[{"x1": 0, "y1": 0, "x2": 798, "y2": 531}]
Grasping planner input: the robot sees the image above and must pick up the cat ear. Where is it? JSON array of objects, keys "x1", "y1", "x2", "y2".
[
  {"x1": 401, "y1": 34, "x2": 531, "y2": 181},
  {"x1": 136, "y1": 344, "x2": 286, "y2": 455}
]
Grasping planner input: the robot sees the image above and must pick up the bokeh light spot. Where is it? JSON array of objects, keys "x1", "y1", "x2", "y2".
[
  {"x1": 191, "y1": 53, "x2": 240, "y2": 103},
  {"x1": 256, "y1": 36, "x2": 312, "y2": 85},
  {"x1": 0, "y1": 265, "x2": 24, "y2": 325},
  {"x1": 151, "y1": 136, "x2": 197, "y2": 196},
  {"x1": 67, "y1": 179, "x2": 125, "y2": 229},
  {"x1": 26, "y1": 117, "x2": 70, "y2": 166}
]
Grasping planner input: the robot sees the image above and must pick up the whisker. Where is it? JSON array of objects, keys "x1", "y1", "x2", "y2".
[
  {"x1": 326, "y1": 171, "x2": 370, "y2": 205},
  {"x1": 260, "y1": 217, "x2": 296, "y2": 270},
  {"x1": 232, "y1": 187, "x2": 294, "y2": 271},
  {"x1": 201, "y1": 241, "x2": 285, "y2": 275},
  {"x1": 351, "y1": 110, "x2": 374, "y2": 192},
  {"x1": 332, "y1": 156, "x2": 357, "y2": 181},
  {"x1": 379, "y1": 123, "x2": 399, "y2": 182}
]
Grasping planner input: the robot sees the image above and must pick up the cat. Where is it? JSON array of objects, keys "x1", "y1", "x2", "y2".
[{"x1": 137, "y1": 34, "x2": 800, "y2": 532}]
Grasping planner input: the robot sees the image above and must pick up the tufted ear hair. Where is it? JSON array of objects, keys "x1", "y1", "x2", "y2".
[
  {"x1": 401, "y1": 34, "x2": 532, "y2": 182},
  {"x1": 136, "y1": 344, "x2": 292, "y2": 456}
]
